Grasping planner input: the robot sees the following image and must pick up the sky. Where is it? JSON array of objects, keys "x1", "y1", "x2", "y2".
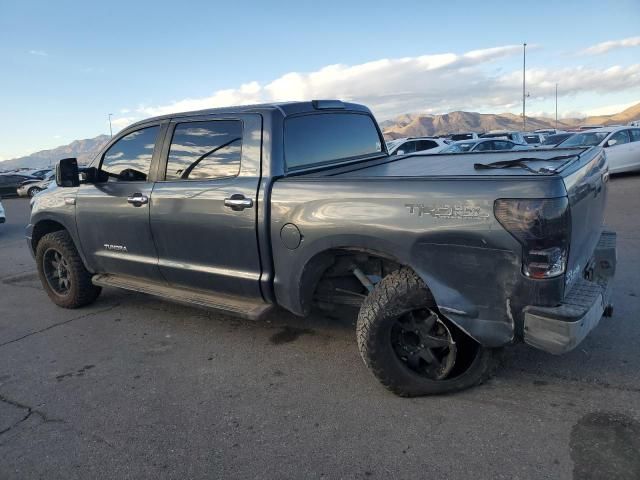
[{"x1": 1, "y1": 0, "x2": 639, "y2": 161}]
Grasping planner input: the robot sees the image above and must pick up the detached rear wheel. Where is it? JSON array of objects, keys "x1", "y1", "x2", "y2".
[
  {"x1": 356, "y1": 267, "x2": 500, "y2": 396},
  {"x1": 36, "y1": 230, "x2": 101, "y2": 308}
]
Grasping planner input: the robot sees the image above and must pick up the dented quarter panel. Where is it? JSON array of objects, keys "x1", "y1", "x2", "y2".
[{"x1": 270, "y1": 175, "x2": 568, "y2": 347}]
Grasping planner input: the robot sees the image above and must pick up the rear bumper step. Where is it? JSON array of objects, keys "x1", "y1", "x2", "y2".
[
  {"x1": 523, "y1": 230, "x2": 616, "y2": 355},
  {"x1": 92, "y1": 274, "x2": 273, "y2": 320}
]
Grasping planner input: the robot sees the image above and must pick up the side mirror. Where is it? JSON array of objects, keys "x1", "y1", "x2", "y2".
[
  {"x1": 396, "y1": 150, "x2": 405, "y2": 155},
  {"x1": 606, "y1": 139, "x2": 617, "y2": 147},
  {"x1": 55, "y1": 158, "x2": 80, "y2": 187}
]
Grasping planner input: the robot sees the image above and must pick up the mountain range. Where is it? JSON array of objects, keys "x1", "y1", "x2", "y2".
[
  {"x1": 381, "y1": 102, "x2": 640, "y2": 139},
  {"x1": 1, "y1": 102, "x2": 638, "y2": 171}
]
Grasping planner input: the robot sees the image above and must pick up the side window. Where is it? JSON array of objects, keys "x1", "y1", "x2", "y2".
[
  {"x1": 493, "y1": 141, "x2": 513, "y2": 150},
  {"x1": 609, "y1": 130, "x2": 630, "y2": 146},
  {"x1": 631, "y1": 129, "x2": 640, "y2": 142},
  {"x1": 399, "y1": 141, "x2": 416, "y2": 154},
  {"x1": 474, "y1": 141, "x2": 493, "y2": 151},
  {"x1": 165, "y1": 120, "x2": 242, "y2": 180},
  {"x1": 101, "y1": 126, "x2": 160, "y2": 181},
  {"x1": 416, "y1": 140, "x2": 437, "y2": 151}
]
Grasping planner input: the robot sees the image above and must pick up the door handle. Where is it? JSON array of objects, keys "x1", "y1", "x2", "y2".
[
  {"x1": 127, "y1": 193, "x2": 149, "y2": 207},
  {"x1": 224, "y1": 194, "x2": 253, "y2": 211}
]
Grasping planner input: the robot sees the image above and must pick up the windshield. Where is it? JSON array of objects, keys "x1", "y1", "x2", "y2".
[
  {"x1": 543, "y1": 134, "x2": 571, "y2": 146},
  {"x1": 558, "y1": 131, "x2": 609, "y2": 147},
  {"x1": 442, "y1": 142, "x2": 476, "y2": 153},
  {"x1": 523, "y1": 135, "x2": 541, "y2": 144},
  {"x1": 386, "y1": 139, "x2": 402, "y2": 151}
]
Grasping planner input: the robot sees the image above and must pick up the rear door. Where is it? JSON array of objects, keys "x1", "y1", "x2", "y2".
[
  {"x1": 149, "y1": 114, "x2": 263, "y2": 298},
  {"x1": 76, "y1": 123, "x2": 167, "y2": 280}
]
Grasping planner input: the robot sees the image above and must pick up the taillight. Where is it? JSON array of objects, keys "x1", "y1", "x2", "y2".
[{"x1": 494, "y1": 197, "x2": 571, "y2": 279}]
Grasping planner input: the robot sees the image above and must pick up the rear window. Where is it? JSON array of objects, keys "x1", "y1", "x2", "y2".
[{"x1": 284, "y1": 113, "x2": 382, "y2": 170}]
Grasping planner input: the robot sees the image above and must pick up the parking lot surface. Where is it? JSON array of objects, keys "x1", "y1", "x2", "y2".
[{"x1": 1, "y1": 175, "x2": 639, "y2": 479}]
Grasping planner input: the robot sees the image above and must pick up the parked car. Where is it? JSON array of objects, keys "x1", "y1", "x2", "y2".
[
  {"x1": 16, "y1": 172, "x2": 56, "y2": 198},
  {"x1": 28, "y1": 100, "x2": 616, "y2": 397},
  {"x1": 0, "y1": 199, "x2": 5, "y2": 224},
  {"x1": 0, "y1": 173, "x2": 37, "y2": 198},
  {"x1": 542, "y1": 133, "x2": 574, "y2": 147},
  {"x1": 557, "y1": 126, "x2": 640, "y2": 173},
  {"x1": 480, "y1": 131, "x2": 527, "y2": 144},
  {"x1": 523, "y1": 133, "x2": 547, "y2": 146},
  {"x1": 386, "y1": 137, "x2": 449, "y2": 155},
  {"x1": 450, "y1": 132, "x2": 479, "y2": 141},
  {"x1": 439, "y1": 138, "x2": 530, "y2": 153}
]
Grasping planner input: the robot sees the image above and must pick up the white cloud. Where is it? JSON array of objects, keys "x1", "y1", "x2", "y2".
[
  {"x1": 108, "y1": 44, "x2": 639, "y2": 130},
  {"x1": 28, "y1": 50, "x2": 48, "y2": 56},
  {"x1": 582, "y1": 36, "x2": 640, "y2": 55}
]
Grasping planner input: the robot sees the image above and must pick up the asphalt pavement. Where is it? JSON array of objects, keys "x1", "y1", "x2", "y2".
[{"x1": 0, "y1": 175, "x2": 639, "y2": 479}]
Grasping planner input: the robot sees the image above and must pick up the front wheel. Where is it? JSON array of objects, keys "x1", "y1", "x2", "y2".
[
  {"x1": 27, "y1": 187, "x2": 42, "y2": 198},
  {"x1": 36, "y1": 230, "x2": 102, "y2": 308},
  {"x1": 356, "y1": 267, "x2": 501, "y2": 396}
]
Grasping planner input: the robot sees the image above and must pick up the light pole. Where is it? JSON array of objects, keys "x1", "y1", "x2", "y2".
[
  {"x1": 108, "y1": 113, "x2": 113, "y2": 138},
  {"x1": 522, "y1": 42, "x2": 527, "y2": 131},
  {"x1": 555, "y1": 83, "x2": 558, "y2": 130}
]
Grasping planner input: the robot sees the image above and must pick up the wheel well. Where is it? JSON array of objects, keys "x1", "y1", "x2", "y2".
[
  {"x1": 303, "y1": 248, "x2": 405, "y2": 312},
  {"x1": 32, "y1": 220, "x2": 66, "y2": 252}
]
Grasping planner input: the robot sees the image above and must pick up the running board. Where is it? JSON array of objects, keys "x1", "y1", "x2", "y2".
[{"x1": 92, "y1": 274, "x2": 273, "y2": 320}]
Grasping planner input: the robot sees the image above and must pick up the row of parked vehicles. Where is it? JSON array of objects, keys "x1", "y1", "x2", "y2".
[
  {"x1": 387, "y1": 125, "x2": 640, "y2": 174},
  {"x1": 0, "y1": 168, "x2": 55, "y2": 198}
]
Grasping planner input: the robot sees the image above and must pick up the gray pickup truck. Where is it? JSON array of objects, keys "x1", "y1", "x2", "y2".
[{"x1": 27, "y1": 100, "x2": 616, "y2": 396}]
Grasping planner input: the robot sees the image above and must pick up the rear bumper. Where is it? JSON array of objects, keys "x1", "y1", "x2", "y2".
[{"x1": 523, "y1": 230, "x2": 616, "y2": 354}]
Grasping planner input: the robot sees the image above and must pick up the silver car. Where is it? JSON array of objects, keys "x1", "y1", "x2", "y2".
[{"x1": 16, "y1": 172, "x2": 56, "y2": 198}]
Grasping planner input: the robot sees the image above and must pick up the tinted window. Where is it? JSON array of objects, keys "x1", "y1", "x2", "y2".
[
  {"x1": 416, "y1": 140, "x2": 438, "y2": 151},
  {"x1": 474, "y1": 141, "x2": 494, "y2": 151},
  {"x1": 398, "y1": 141, "x2": 417, "y2": 154},
  {"x1": 451, "y1": 133, "x2": 474, "y2": 141},
  {"x1": 630, "y1": 129, "x2": 640, "y2": 142},
  {"x1": 101, "y1": 126, "x2": 160, "y2": 181},
  {"x1": 493, "y1": 141, "x2": 514, "y2": 150},
  {"x1": 559, "y1": 132, "x2": 609, "y2": 147},
  {"x1": 284, "y1": 113, "x2": 382, "y2": 169},
  {"x1": 609, "y1": 130, "x2": 630, "y2": 146},
  {"x1": 166, "y1": 121, "x2": 242, "y2": 180}
]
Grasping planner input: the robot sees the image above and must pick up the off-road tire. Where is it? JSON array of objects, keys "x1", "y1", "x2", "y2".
[
  {"x1": 36, "y1": 230, "x2": 101, "y2": 308},
  {"x1": 356, "y1": 267, "x2": 501, "y2": 396}
]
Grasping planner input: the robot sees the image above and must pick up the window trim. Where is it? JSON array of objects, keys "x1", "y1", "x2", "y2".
[
  {"x1": 157, "y1": 118, "x2": 245, "y2": 183},
  {"x1": 98, "y1": 123, "x2": 165, "y2": 183},
  {"x1": 283, "y1": 111, "x2": 387, "y2": 174}
]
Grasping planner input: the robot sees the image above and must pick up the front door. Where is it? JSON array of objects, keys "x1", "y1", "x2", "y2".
[
  {"x1": 149, "y1": 114, "x2": 263, "y2": 298},
  {"x1": 76, "y1": 124, "x2": 165, "y2": 281}
]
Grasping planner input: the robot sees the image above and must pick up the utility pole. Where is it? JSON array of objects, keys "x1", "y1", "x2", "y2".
[
  {"x1": 555, "y1": 83, "x2": 558, "y2": 130},
  {"x1": 522, "y1": 42, "x2": 527, "y2": 131},
  {"x1": 108, "y1": 113, "x2": 113, "y2": 138}
]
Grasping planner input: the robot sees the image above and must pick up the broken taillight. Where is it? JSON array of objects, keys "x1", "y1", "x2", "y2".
[{"x1": 494, "y1": 197, "x2": 571, "y2": 279}]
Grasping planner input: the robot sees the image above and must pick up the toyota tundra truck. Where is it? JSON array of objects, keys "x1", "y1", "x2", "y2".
[{"x1": 27, "y1": 100, "x2": 616, "y2": 396}]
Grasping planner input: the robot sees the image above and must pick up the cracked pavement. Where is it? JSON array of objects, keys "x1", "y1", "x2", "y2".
[{"x1": 1, "y1": 175, "x2": 639, "y2": 479}]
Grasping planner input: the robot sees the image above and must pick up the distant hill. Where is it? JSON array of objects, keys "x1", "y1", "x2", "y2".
[
  {"x1": 1, "y1": 101, "x2": 639, "y2": 170},
  {"x1": 382, "y1": 102, "x2": 640, "y2": 139},
  {"x1": 0, "y1": 135, "x2": 110, "y2": 171}
]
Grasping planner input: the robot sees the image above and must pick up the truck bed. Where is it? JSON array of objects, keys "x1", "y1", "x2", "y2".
[{"x1": 321, "y1": 147, "x2": 591, "y2": 178}]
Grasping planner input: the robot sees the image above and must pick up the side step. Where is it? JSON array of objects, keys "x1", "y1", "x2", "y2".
[{"x1": 92, "y1": 274, "x2": 273, "y2": 320}]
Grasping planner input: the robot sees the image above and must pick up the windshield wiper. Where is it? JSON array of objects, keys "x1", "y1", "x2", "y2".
[{"x1": 473, "y1": 154, "x2": 579, "y2": 175}]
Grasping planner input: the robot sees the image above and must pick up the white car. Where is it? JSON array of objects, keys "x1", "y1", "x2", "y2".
[
  {"x1": 0, "y1": 199, "x2": 5, "y2": 224},
  {"x1": 557, "y1": 126, "x2": 640, "y2": 174},
  {"x1": 523, "y1": 133, "x2": 547, "y2": 147},
  {"x1": 16, "y1": 172, "x2": 55, "y2": 197},
  {"x1": 437, "y1": 138, "x2": 531, "y2": 154},
  {"x1": 386, "y1": 137, "x2": 449, "y2": 155}
]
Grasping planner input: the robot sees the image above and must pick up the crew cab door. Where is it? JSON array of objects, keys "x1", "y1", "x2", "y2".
[
  {"x1": 76, "y1": 123, "x2": 167, "y2": 281},
  {"x1": 149, "y1": 114, "x2": 263, "y2": 298}
]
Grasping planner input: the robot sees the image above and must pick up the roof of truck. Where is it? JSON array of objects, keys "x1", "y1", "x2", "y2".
[{"x1": 128, "y1": 100, "x2": 370, "y2": 128}]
